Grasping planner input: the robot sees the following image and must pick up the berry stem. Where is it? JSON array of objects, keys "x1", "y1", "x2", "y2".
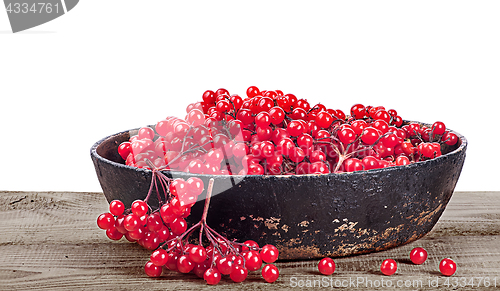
[
  {"x1": 201, "y1": 178, "x2": 215, "y2": 223},
  {"x1": 143, "y1": 168, "x2": 158, "y2": 204}
]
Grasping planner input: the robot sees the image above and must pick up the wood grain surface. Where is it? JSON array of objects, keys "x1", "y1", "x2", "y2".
[{"x1": 0, "y1": 191, "x2": 499, "y2": 290}]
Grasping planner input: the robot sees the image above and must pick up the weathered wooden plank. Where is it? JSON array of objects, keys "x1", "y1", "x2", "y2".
[{"x1": 0, "y1": 191, "x2": 499, "y2": 290}]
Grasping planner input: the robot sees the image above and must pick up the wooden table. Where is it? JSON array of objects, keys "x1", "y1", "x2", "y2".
[{"x1": 1, "y1": 191, "x2": 499, "y2": 290}]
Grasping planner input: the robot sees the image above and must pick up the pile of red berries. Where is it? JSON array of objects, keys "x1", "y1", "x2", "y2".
[
  {"x1": 117, "y1": 86, "x2": 459, "y2": 176},
  {"x1": 97, "y1": 175, "x2": 280, "y2": 285},
  {"x1": 318, "y1": 247, "x2": 457, "y2": 277}
]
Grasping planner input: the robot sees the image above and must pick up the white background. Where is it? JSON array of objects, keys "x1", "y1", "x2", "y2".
[{"x1": 1, "y1": 1, "x2": 498, "y2": 192}]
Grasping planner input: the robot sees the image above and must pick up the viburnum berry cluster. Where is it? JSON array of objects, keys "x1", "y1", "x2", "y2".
[
  {"x1": 117, "y1": 86, "x2": 459, "y2": 176},
  {"x1": 96, "y1": 172, "x2": 203, "y2": 249},
  {"x1": 97, "y1": 176, "x2": 280, "y2": 284}
]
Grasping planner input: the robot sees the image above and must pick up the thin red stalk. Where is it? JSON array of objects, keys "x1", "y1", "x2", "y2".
[
  {"x1": 203, "y1": 226, "x2": 223, "y2": 255},
  {"x1": 201, "y1": 178, "x2": 215, "y2": 223},
  {"x1": 143, "y1": 170, "x2": 157, "y2": 204},
  {"x1": 180, "y1": 221, "x2": 202, "y2": 242},
  {"x1": 159, "y1": 221, "x2": 202, "y2": 251},
  {"x1": 153, "y1": 173, "x2": 163, "y2": 205},
  {"x1": 199, "y1": 223, "x2": 204, "y2": 246},
  {"x1": 204, "y1": 223, "x2": 240, "y2": 255},
  {"x1": 156, "y1": 171, "x2": 171, "y2": 203}
]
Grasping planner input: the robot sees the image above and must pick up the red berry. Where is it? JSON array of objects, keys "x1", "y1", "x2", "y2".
[
  {"x1": 373, "y1": 119, "x2": 390, "y2": 134},
  {"x1": 204, "y1": 268, "x2": 221, "y2": 285},
  {"x1": 237, "y1": 108, "x2": 255, "y2": 125},
  {"x1": 350, "y1": 104, "x2": 367, "y2": 119},
  {"x1": 418, "y1": 142, "x2": 438, "y2": 158},
  {"x1": 257, "y1": 97, "x2": 274, "y2": 113},
  {"x1": 202, "y1": 90, "x2": 216, "y2": 104},
  {"x1": 131, "y1": 200, "x2": 148, "y2": 217},
  {"x1": 432, "y1": 121, "x2": 446, "y2": 135},
  {"x1": 123, "y1": 214, "x2": 141, "y2": 232},
  {"x1": 290, "y1": 107, "x2": 307, "y2": 120},
  {"x1": 144, "y1": 260, "x2": 162, "y2": 277},
  {"x1": 410, "y1": 247, "x2": 427, "y2": 265},
  {"x1": 318, "y1": 257, "x2": 335, "y2": 275},
  {"x1": 373, "y1": 110, "x2": 391, "y2": 123},
  {"x1": 247, "y1": 163, "x2": 265, "y2": 175},
  {"x1": 138, "y1": 127, "x2": 155, "y2": 140},
  {"x1": 395, "y1": 155, "x2": 411, "y2": 166},
  {"x1": 243, "y1": 250, "x2": 262, "y2": 271},
  {"x1": 260, "y1": 244, "x2": 279, "y2": 263},
  {"x1": 140, "y1": 231, "x2": 160, "y2": 250},
  {"x1": 442, "y1": 131, "x2": 458, "y2": 146},
  {"x1": 118, "y1": 142, "x2": 131, "y2": 160},
  {"x1": 215, "y1": 88, "x2": 230, "y2": 97},
  {"x1": 170, "y1": 197, "x2": 188, "y2": 216},
  {"x1": 128, "y1": 226, "x2": 146, "y2": 241},
  {"x1": 344, "y1": 158, "x2": 364, "y2": 172},
  {"x1": 269, "y1": 106, "x2": 285, "y2": 125},
  {"x1": 159, "y1": 204, "x2": 176, "y2": 224},
  {"x1": 287, "y1": 120, "x2": 305, "y2": 136},
  {"x1": 256, "y1": 125, "x2": 273, "y2": 141},
  {"x1": 114, "y1": 214, "x2": 127, "y2": 234},
  {"x1": 246, "y1": 86, "x2": 260, "y2": 98},
  {"x1": 255, "y1": 111, "x2": 271, "y2": 128},
  {"x1": 105, "y1": 226, "x2": 123, "y2": 240},
  {"x1": 170, "y1": 217, "x2": 187, "y2": 235},
  {"x1": 232, "y1": 142, "x2": 249, "y2": 159},
  {"x1": 216, "y1": 99, "x2": 231, "y2": 113},
  {"x1": 193, "y1": 260, "x2": 210, "y2": 278},
  {"x1": 186, "y1": 178, "x2": 204, "y2": 197},
  {"x1": 186, "y1": 109, "x2": 205, "y2": 127},
  {"x1": 262, "y1": 264, "x2": 279, "y2": 283},
  {"x1": 146, "y1": 212, "x2": 162, "y2": 232},
  {"x1": 285, "y1": 93, "x2": 298, "y2": 108},
  {"x1": 381, "y1": 132, "x2": 399, "y2": 148},
  {"x1": 311, "y1": 161, "x2": 329, "y2": 174},
  {"x1": 392, "y1": 115, "x2": 403, "y2": 127},
  {"x1": 334, "y1": 109, "x2": 346, "y2": 120},
  {"x1": 315, "y1": 111, "x2": 334, "y2": 128},
  {"x1": 380, "y1": 259, "x2": 397, "y2": 276},
  {"x1": 230, "y1": 265, "x2": 248, "y2": 283},
  {"x1": 295, "y1": 99, "x2": 311, "y2": 111},
  {"x1": 338, "y1": 126, "x2": 356, "y2": 144},
  {"x1": 362, "y1": 156, "x2": 380, "y2": 170},
  {"x1": 297, "y1": 133, "x2": 314, "y2": 149},
  {"x1": 217, "y1": 256, "x2": 234, "y2": 275},
  {"x1": 150, "y1": 249, "x2": 168, "y2": 266},
  {"x1": 177, "y1": 254, "x2": 194, "y2": 273},
  {"x1": 439, "y1": 258, "x2": 457, "y2": 276},
  {"x1": 362, "y1": 127, "x2": 381, "y2": 145},
  {"x1": 264, "y1": 90, "x2": 278, "y2": 99},
  {"x1": 97, "y1": 212, "x2": 115, "y2": 230},
  {"x1": 288, "y1": 147, "x2": 306, "y2": 163},
  {"x1": 351, "y1": 120, "x2": 367, "y2": 135},
  {"x1": 189, "y1": 245, "x2": 207, "y2": 263},
  {"x1": 165, "y1": 252, "x2": 179, "y2": 271},
  {"x1": 109, "y1": 200, "x2": 125, "y2": 216},
  {"x1": 310, "y1": 150, "x2": 326, "y2": 163}
]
